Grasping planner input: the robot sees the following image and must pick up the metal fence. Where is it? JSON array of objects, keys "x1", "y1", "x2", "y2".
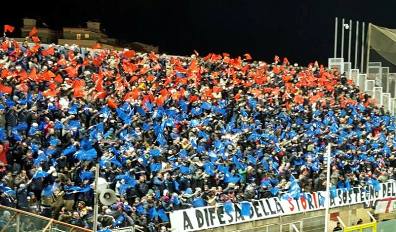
[{"x1": 0, "y1": 205, "x2": 92, "y2": 232}]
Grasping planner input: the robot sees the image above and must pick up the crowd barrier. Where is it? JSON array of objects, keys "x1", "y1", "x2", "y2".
[{"x1": 0, "y1": 204, "x2": 91, "y2": 232}]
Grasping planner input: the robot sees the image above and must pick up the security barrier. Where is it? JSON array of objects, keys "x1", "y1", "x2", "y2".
[
  {"x1": 343, "y1": 222, "x2": 377, "y2": 232},
  {"x1": 0, "y1": 205, "x2": 91, "y2": 232}
]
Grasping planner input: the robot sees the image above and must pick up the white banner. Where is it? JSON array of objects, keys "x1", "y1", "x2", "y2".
[{"x1": 170, "y1": 181, "x2": 396, "y2": 232}]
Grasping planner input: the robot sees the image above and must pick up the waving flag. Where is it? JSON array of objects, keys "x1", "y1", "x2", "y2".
[
  {"x1": 42, "y1": 183, "x2": 57, "y2": 197},
  {"x1": 192, "y1": 197, "x2": 206, "y2": 208},
  {"x1": 74, "y1": 148, "x2": 97, "y2": 161},
  {"x1": 29, "y1": 27, "x2": 38, "y2": 37},
  {"x1": 149, "y1": 207, "x2": 158, "y2": 219},
  {"x1": 224, "y1": 201, "x2": 234, "y2": 215},
  {"x1": 62, "y1": 145, "x2": 76, "y2": 156},
  {"x1": 158, "y1": 209, "x2": 169, "y2": 222},
  {"x1": 32, "y1": 170, "x2": 49, "y2": 179},
  {"x1": 79, "y1": 171, "x2": 94, "y2": 181},
  {"x1": 149, "y1": 148, "x2": 161, "y2": 157},
  {"x1": 240, "y1": 201, "x2": 251, "y2": 217},
  {"x1": 4, "y1": 25, "x2": 14, "y2": 33}
]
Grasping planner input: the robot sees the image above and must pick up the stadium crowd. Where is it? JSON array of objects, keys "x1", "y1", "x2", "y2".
[{"x1": 0, "y1": 31, "x2": 395, "y2": 232}]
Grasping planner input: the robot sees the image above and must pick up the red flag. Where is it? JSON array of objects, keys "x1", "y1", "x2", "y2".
[
  {"x1": 65, "y1": 66, "x2": 78, "y2": 78},
  {"x1": 234, "y1": 93, "x2": 241, "y2": 101},
  {"x1": 54, "y1": 74, "x2": 63, "y2": 83},
  {"x1": 42, "y1": 89, "x2": 59, "y2": 97},
  {"x1": 42, "y1": 47, "x2": 55, "y2": 56},
  {"x1": 149, "y1": 52, "x2": 158, "y2": 61},
  {"x1": 29, "y1": 27, "x2": 38, "y2": 37},
  {"x1": 0, "y1": 84, "x2": 13, "y2": 94},
  {"x1": 107, "y1": 98, "x2": 118, "y2": 109},
  {"x1": 31, "y1": 36, "x2": 40, "y2": 43},
  {"x1": 73, "y1": 79, "x2": 86, "y2": 98},
  {"x1": 17, "y1": 83, "x2": 29, "y2": 93},
  {"x1": 3, "y1": 25, "x2": 14, "y2": 33},
  {"x1": 123, "y1": 50, "x2": 136, "y2": 58},
  {"x1": 146, "y1": 75, "x2": 155, "y2": 82},
  {"x1": 41, "y1": 70, "x2": 55, "y2": 81},
  {"x1": 94, "y1": 91, "x2": 107, "y2": 99},
  {"x1": 244, "y1": 53, "x2": 252, "y2": 60},
  {"x1": 92, "y1": 43, "x2": 101, "y2": 49}
]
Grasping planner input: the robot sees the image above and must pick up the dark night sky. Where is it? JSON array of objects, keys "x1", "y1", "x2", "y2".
[{"x1": 1, "y1": 0, "x2": 396, "y2": 65}]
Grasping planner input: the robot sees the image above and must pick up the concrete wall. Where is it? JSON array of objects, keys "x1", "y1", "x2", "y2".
[
  {"x1": 57, "y1": 39, "x2": 122, "y2": 50},
  {"x1": 62, "y1": 28, "x2": 105, "y2": 40}
]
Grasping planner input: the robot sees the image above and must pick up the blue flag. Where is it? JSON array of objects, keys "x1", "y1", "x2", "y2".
[
  {"x1": 150, "y1": 163, "x2": 162, "y2": 172},
  {"x1": 32, "y1": 170, "x2": 49, "y2": 179},
  {"x1": 369, "y1": 178, "x2": 381, "y2": 192},
  {"x1": 192, "y1": 197, "x2": 206, "y2": 208},
  {"x1": 271, "y1": 187, "x2": 279, "y2": 196},
  {"x1": 224, "y1": 174, "x2": 240, "y2": 183},
  {"x1": 42, "y1": 184, "x2": 57, "y2": 197},
  {"x1": 180, "y1": 166, "x2": 191, "y2": 174},
  {"x1": 114, "y1": 215, "x2": 125, "y2": 226},
  {"x1": 330, "y1": 186, "x2": 337, "y2": 198},
  {"x1": 158, "y1": 209, "x2": 169, "y2": 222},
  {"x1": 49, "y1": 137, "x2": 60, "y2": 146},
  {"x1": 68, "y1": 104, "x2": 78, "y2": 114},
  {"x1": 149, "y1": 207, "x2": 158, "y2": 219},
  {"x1": 150, "y1": 148, "x2": 161, "y2": 157},
  {"x1": 68, "y1": 120, "x2": 81, "y2": 130},
  {"x1": 224, "y1": 201, "x2": 234, "y2": 214},
  {"x1": 288, "y1": 177, "x2": 301, "y2": 199},
  {"x1": 203, "y1": 162, "x2": 215, "y2": 176},
  {"x1": 136, "y1": 204, "x2": 145, "y2": 215},
  {"x1": 0, "y1": 128, "x2": 6, "y2": 141},
  {"x1": 62, "y1": 145, "x2": 76, "y2": 156},
  {"x1": 79, "y1": 171, "x2": 94, "y2": 181},
  {"x1": 240, "y1": 201, "x2": 251, "y2": 217},
  {"x1": 74, "y1": 148, "x2": 97, "y2": 161}
]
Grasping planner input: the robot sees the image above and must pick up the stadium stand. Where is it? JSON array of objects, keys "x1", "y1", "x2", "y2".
[{"x1": 0, "y1": 26, "x2": 396, "y2": 231}]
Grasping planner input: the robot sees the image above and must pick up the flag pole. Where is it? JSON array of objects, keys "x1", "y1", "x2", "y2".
[
  {"x1": 348, "y1": 19, "x2": 352, "y2": 62},
  {"x1": 366, "y1": 23, "x2": 372, "y2": 73},
  {"x1": 93, "y1": 163, "x2": 99, "y2": 232},
  {"x1": 324, "y1": 144, "x2": 332, "y2": 232},
  {"x1": 361, "y1": 22, "x2": 366, "y2": 73},
  {"x1": 334, "y1": 17, "x2": 338, "y2": 58},
  {"x1": 354, "y1": 21, "x2": 359, "y2": 69},
  {"x1": 341, "y1": 18, "x2": 345, "y2": 58}
]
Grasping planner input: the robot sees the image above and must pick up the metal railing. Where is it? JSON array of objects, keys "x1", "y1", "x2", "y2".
[{"x1": 0, "y1": 205, "x2": 92, "y2": 232}]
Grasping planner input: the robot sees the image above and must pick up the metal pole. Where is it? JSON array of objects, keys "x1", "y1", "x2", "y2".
[
  {"x1": 93, "y1": 163, "x2": 99, "y2": 232},
  {"x1": 324, "y1": 144, "x2": 332, "y2": 232},
  {"x1": 334, "y1": 17, "x2": 338, "y2": 58},
  {"x1": 341, "y1": 18, "x2": 345, "y2": 58},
  {"x1": 366, "y1": 23, "x2": 372, "y2": 73},
  {"x1": 361, "y1": 22, "x2": 366, "y2": 73},
  {"x1": 16, "y1": 213, "x2": 20, "y2": 232},
  {"x1": 355, "y1": 21, "x2": 359, "y2": 69},
  {"x1": 348, "y1": 19, "x2": 352, "y2": 62},
  {"x1": 291, "y1": 223, "x2": 300, "y2": 232}
]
